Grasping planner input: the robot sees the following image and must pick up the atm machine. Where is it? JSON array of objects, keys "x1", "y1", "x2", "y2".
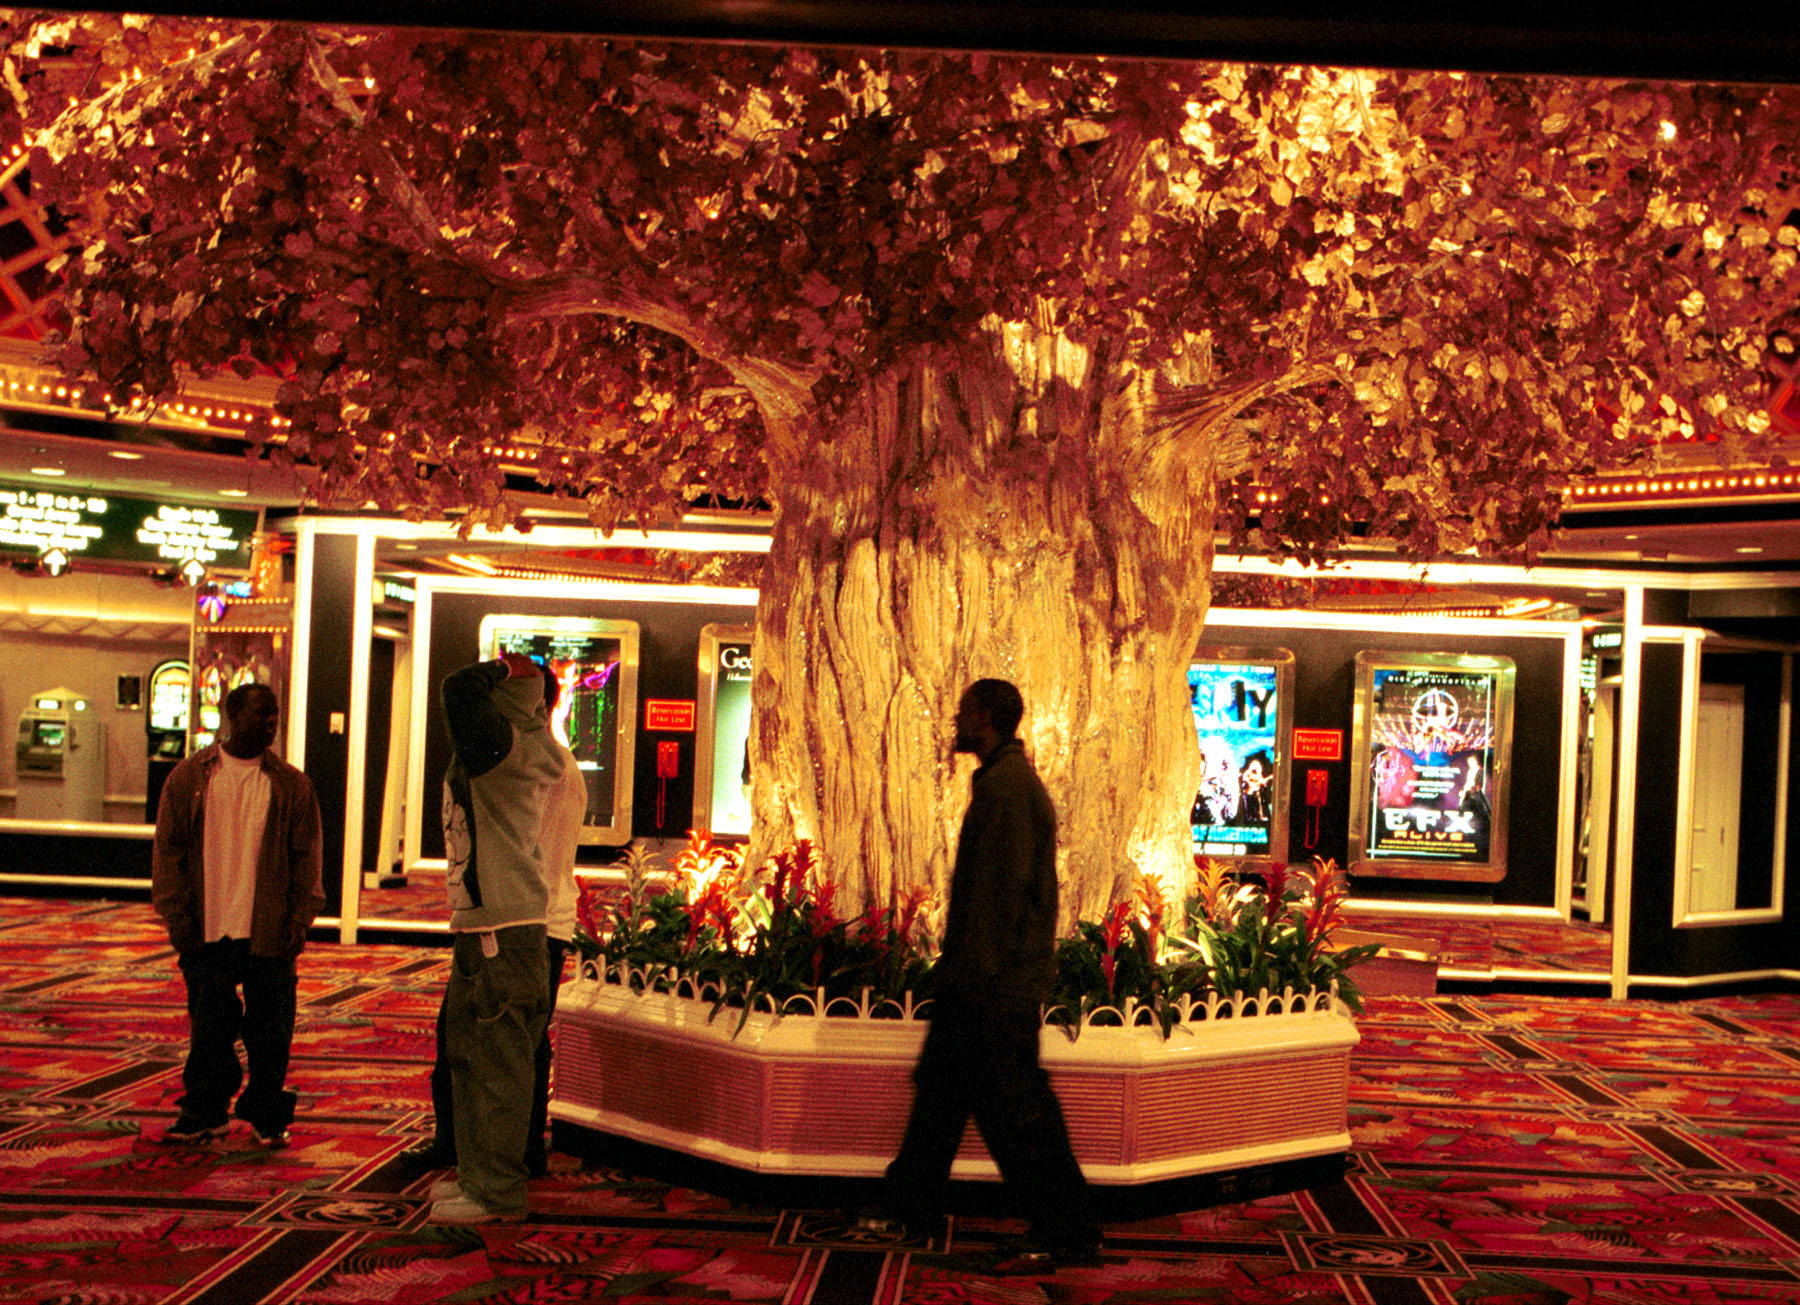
[
  {"x1": 145, "y1": 659, "x2": 190, "y2": 822},
  {"x1": 15, "y1": 687, "x2": 106, "y2": 822}
]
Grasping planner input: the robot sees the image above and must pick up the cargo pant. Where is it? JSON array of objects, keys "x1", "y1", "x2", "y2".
[{"x1": 444, "y1": 923, "x2": 549, "y2": 1215}]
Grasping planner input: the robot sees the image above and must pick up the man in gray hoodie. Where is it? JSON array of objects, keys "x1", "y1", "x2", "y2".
[{"x1": 428, "y1": 652, "x2": 565, "y2": 1224}]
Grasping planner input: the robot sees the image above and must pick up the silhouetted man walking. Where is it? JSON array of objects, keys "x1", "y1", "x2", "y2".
[{"x1": 879, "y1": 678, "x2": 1101, "y2": 1272}]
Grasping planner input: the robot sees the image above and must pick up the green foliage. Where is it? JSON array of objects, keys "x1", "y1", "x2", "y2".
[
  {"x1": 574, "y1": 836, "x2": 938, "y2": 1023},
  {"x1": 575, "y1": 838, "x2": 1375, "y2": 1038}
]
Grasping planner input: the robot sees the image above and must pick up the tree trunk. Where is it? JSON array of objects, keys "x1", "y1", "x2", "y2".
[{"x1": 745, "y1": 330, "x2": 1216, "y2": 923}]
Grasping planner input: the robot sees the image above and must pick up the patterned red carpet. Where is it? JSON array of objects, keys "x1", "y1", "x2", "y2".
[{"x1": 2, "y1": 896, "x2": 1798, "y2": 1304}]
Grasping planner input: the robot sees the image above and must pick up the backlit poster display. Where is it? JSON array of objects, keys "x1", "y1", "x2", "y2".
[
  {"x1": 479, "y1": 615, "x2": 640, "y2": 845},
  {"x1": 1350, "y1": 652, "x2": 1515, "y2": 881},
  {"x1": 694, "y1": 624, "x2": 754, "y2": 838},
  {"x1": 1188, "y1": 648, "x2": 1294, "y2": 862}
]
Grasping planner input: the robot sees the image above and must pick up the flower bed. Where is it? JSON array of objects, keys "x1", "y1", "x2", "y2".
[{"x1": 550, "y1": 965, "x2": 1358, "y2": 1184}]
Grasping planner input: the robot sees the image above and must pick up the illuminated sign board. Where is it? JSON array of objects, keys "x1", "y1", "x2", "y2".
[
  {"x1": 0, "y1": 482, "x2": 257, "y2": 568},
  {"x1": 1187, "y1": 648, "x2": 1294, "y2": 862},
  {"x1": 1292, "y1": 728, "x2": 1343, "y2": 761},
  {"x1": 1350, "y1": 652, "x2": 1515, "y2": 882},
  {"x1": 645, "y1": 699, "x2": 697, "y2": 732}
]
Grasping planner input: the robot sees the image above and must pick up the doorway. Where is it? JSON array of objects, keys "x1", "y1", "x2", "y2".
[{"x1": 1688, "y1": 683, "x2": 1745, "y2": 914}]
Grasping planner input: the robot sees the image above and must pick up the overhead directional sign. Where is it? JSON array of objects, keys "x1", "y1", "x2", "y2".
[{"x1": 0, "y1": 482, "x2": 258, "y2": 568}]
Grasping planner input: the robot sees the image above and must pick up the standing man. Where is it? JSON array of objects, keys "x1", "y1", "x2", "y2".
[
  {"x1": 877, "y1": 678, "x2": 1102, "y2": 1272},
  {"x1": 528, "y1": 662, "x2": 589, "y2": 1177},
  {"x1": 430, "y1": 652, "x2": 564, "y2": 1224},
  {"x1": 405, "y1": 661, "x2": 586, "y2": 1183},
  {"x1": 152, "y1": 682, "x2": 323, "y2": 1148}
]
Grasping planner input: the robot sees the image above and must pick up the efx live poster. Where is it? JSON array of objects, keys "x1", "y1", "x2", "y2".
[{"x1": 1358, "y1": 658, "x2": 1512, "y2": 872}]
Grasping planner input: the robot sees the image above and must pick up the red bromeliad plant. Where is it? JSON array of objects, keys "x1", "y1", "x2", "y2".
[
  {"x1": 1176, "y1": 855, "x2": 1379, "y2": 1014},
  {"x1": 575, "y1": 836, "x2": 938, "y2": 1014},
  {"x1": 574, "y1": 836, "x2": 1373, "y2": 1032}
]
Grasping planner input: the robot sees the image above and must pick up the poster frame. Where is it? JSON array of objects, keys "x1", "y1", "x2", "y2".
[
  {"x1": 693, "y1": 622, "x2": 756, "y2": 840},
  {"x1": 477, "y1": 613, "x2": 640, "y2": 847},
  {"x1": 1348, "y1": 649, "x2": 1516, "y2": 882},
  {"x1": 1188, "y1": 644, "x2": 1295, "y2": 868}
]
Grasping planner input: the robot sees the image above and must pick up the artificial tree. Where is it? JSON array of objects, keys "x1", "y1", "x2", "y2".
[{"x1": 5, "y1": 13, "x2": 1798, "y2": 916}]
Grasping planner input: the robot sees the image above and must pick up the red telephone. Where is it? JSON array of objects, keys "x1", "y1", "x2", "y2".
[
  {"x1": 1303, "y1": 769, "x2": 1328, "y2": 850},
  {"x1": 655, "y1": 741, "x2": 681, "y2": 829}
]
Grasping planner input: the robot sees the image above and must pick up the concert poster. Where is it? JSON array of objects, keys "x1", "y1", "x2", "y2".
[
  {"x1": 1188, "y1": 650, "x2": 1292, "y2": 860},
  {"x1": 1354, "y1": 654, "x2": 1514, "y2": 876},
  {"x1": 706, "y1": 642, "x2": 753, "y2": 837}
]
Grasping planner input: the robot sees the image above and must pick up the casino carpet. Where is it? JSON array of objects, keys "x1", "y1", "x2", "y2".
[{"x1": 3, "y1": 896, "x2": 1799, "y2": 1304}]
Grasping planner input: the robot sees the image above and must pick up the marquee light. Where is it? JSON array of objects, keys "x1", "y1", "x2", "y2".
[{"x1": 1563, "y1": 468, "x2": 1800, "y2": 504}]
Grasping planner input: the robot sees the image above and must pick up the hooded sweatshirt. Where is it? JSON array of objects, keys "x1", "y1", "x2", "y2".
[{"x1": 441, "y1": 659, "x2": 565, "y2": 933}]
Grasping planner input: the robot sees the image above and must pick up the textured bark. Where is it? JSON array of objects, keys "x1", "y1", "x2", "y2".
[{"x1": 745, "y1": 328, "x2": 1216, "y2": 922}]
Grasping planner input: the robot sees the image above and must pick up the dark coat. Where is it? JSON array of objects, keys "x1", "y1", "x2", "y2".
[
  {"x1": 935, "y1": 739, "x2": 1060, "y2": 1004},
  {"x1": 151, "y1": 744, "x2": 325, "y2": 959}
]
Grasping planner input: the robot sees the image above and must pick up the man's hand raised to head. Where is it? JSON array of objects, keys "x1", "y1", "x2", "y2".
[{"x1": 499, "y1": 652, "x2": 540, "y2": 680}]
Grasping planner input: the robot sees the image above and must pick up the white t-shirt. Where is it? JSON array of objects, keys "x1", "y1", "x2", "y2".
[{"x1": 202, "y1": 750, "x2": 272, "y2": 943}]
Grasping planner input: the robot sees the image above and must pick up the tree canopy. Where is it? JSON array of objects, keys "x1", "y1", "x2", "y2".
[
  {"x1": 6, "y1": 13, "x2": 1796, "y2": 557},
  {"x1": 8, "y1": 12, "x2": 1800, "y2": 910}
]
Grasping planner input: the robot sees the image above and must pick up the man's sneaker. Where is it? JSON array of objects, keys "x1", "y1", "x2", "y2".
[
  {"x1": 161, "y1": 1116, "x2": 229, "y2": 1145},
  {"x1": 251, "y1": 1125, "x2": 291, "y2": 1149},
  {"x1": 428, "y1": 1176, "x2": 463, "y2": 1202},
  {"x1": 427, "y1": 1192, "x2": 526, "y2": 1225}
]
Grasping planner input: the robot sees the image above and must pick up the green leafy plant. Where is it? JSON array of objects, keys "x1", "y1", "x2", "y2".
[
  {"x1": 1176, "y1": 856, "x2": 1381, "y2": 1016},
  {"x1": 573, "y1": 836, "x2": 1376, "y2": 1038}
]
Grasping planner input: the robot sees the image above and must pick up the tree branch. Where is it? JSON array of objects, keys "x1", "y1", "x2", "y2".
[
  {"x1": 1147, "y1": 362, "x2": 1340, "y2": 476},
  {"x1": 501, "y1": 273, "x2": 819, "y2": 439}
]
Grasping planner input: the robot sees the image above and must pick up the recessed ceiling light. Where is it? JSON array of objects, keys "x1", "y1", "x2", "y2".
[
  {"x1": 29, "y1": 465, "x2": 65, "y2": 476},
  {"x1": 218, "y1": 488, "x2": 248, "y2": 497},
  {"x1": 106, "y1": 449, "x2": 145, "y2": 461},
  {"x1": 394, "y1": 542, "x2": 419, "y2": 551},
  {"x1": 1736, "y1": 546, "x2": 1764, "y2": 554},
  {"x1": 1623, "y1": 533, "x2": 1639, "y2": 541}
]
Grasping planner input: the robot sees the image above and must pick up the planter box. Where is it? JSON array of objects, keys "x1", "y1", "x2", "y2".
[{"x1": 550, "y1": 963, "x2": 1359, "y2": 1186}]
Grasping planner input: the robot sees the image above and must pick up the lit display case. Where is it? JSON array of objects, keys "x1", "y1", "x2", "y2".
[
  {"x1": 478, "y1": 614, "x2": 640, "y2": 846},
  {"x1": 692, "y1": 623, "x2": 754, "y2": 839},
  {"x1": 1349, "y1": 651, "x2": 1516, "y2": 881},
  {"x1": 1188, "y1": 647, "x2": 1294, "y2": 864}
]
